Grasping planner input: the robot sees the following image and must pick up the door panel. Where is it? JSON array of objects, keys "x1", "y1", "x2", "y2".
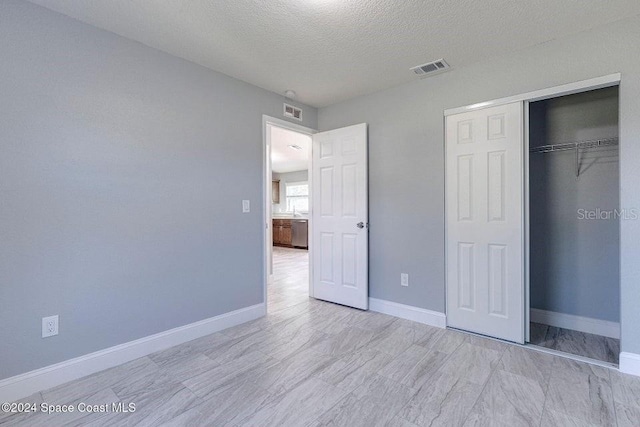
[
  {"x1": 457, "y1": 242, "x2": 476, "y2": 310},
  {"x1": 312, "y1": 123, "x2": 368, "y2": 310},
  {"x1": 457, "y1": 155, "x2": 474, "y2": 221},
  {"x1": 320, "y1": 233, "x2": 334, "y2": 282},
  {"x1": 281, "y1": 226, "x2": 292, "y2": 246},
  {"x1": 446, "y1": 102, "x2": 524, "y2": 343},
  {"x1": 320, "y1": 167, "x2": 334, "y2": 215}
]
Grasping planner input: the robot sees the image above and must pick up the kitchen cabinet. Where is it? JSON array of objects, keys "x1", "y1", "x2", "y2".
[
  {"x1": 272, "y1": 180, "x2": 280, "y2": 204},
  {"x1": 272, "y1": 218, "x2": 292, "y2": 247},
  {"x1": 273, "y1": 218, "x2": 308, "y2": 249}
]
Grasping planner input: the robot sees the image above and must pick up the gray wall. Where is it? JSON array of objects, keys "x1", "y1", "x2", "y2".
[
  {"x1": 272, "y1": 170, "x2": 309, "y2": 214},
  {"x1": 0, "y1": 0, "x2": 316, "y2": 380},
  {"x1": 529, "y1": 88, "x2": 619, "y2": 322},
  {"x1": 318, "y1": 15, "x2": 640, "y2": 353}
]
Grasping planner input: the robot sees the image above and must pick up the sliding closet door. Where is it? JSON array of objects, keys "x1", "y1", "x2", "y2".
[{"x1": 446, "y1": 102, "x2": 524, "y2": 343}]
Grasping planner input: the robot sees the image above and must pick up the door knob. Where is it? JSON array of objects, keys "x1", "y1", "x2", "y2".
[{"x1": 357, "y1": 222, "x2": 365, "y2": 229}]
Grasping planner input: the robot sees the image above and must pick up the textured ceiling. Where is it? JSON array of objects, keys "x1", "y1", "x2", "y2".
[
  {"x1": 27, "y1": 0, "x2": 640, "y2": 107},
  {"x1": 271, "y1": 126, "x2": 310, "y2": 174}
]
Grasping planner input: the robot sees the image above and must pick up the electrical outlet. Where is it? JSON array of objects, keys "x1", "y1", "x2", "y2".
[
  {"x1": 242, "y1": 200, "x2": 250, "y2": 213},
  {"x1": 401, "y1": 273, "x2": 409, "y2": 287},
  {"x1": 42, "y1": 315, "x2": 59, "y2": 338}
]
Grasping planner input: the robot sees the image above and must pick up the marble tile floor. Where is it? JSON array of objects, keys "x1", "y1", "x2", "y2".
[
  {"x1": 529, "y1": 322, "x2": 620, "y2": 365},
  {"x1": 3, "y1": 248, "x2": 638, "y2": 426},
  {"x1": 268, "y1": 247, "x2": 310, "y2": 313}
]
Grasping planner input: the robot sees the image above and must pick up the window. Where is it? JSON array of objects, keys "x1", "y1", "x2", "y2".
[{"x1": 285, "y1": 182, "x2": 309, "y2": 213}]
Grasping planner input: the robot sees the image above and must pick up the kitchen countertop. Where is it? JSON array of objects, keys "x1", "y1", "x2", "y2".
[{"x1": 272, "y1": 215, "x2": 308, "y2": 220}]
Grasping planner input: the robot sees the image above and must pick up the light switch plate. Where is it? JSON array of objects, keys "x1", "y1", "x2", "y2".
[{"x1": 242, "y1": 200, "x2": 250, "y2": 213}]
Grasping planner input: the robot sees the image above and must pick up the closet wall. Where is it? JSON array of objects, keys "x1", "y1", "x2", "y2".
[{"x1": 529, "y1": 87, "x2": 619, "y2": 322}]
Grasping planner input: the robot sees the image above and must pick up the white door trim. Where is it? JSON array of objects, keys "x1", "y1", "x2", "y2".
[
  {"x1": 263, "y1": 115, "x2": 316, "y2": 136},
  {"x1": 262, "y1": 116, "x2": 316, "y2": 310},
  {"x1": 444, "y1": 73, "x2": 621, "y2": 116},
  {"x1": 524, "y1": 101, "x2": 531, "y2": 342}
]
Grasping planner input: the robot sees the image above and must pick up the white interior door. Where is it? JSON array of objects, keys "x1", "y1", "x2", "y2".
[
  {"x1": 446, "y1": 102, "x2": 524, "y2": 343},
  {"x1": 311, "y1": 123, "x2": 368, "y2": 309}
]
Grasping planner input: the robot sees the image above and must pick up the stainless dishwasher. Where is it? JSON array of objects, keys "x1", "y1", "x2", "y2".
[{"x1": 291, "y1": 220, "x2": 308, "y2": 249}]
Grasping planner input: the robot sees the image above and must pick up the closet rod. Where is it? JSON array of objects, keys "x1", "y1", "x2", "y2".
[{"x1": 529, "y1": 137, "x2": 618, "y2": 178}]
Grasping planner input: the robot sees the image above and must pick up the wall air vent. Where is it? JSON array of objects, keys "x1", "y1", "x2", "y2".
[
  {"x1": 410, "y1": 59, "x2": 450, "y2": 77},
  {"x1": 284, "y1": 103, "x2": 303, "y2": 121}
]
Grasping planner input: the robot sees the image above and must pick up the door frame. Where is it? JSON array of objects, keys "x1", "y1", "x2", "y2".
[
  {"x1": 262, "y1": 115, "x2": 316, "y2": 312},
  {"x1": 443, "y1": 73, "x2": 621, "y2": 344}
]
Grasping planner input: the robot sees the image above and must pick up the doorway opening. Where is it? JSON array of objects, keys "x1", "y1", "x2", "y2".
[
  {"x1": 263, "y1": 116, "x2": 370, "y2": 314},
  {"x1": 526, "y1": 86, "x2": 620, "y2": 365},
  {"x1": 264, "y1": 118, "x2": 314, "y2": 314}
]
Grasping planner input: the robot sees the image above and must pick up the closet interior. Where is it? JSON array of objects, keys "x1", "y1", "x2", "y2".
[{"x1": 527, "y1": 86, "x2": 620, "y2": 365}]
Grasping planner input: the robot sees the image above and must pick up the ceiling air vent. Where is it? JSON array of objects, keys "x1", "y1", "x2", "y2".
[
  {"x1": 410, "y1": 59, "x2": 450, "y2": 77},
  {"x1": 284, "y1": 103, "x2": 302, "y2": 121}
]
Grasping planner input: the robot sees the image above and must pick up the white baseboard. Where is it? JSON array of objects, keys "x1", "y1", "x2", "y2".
[
  {"x1": 530, "y1": 308, "x2": 619, "y2": 339},
  {"x1": 620, "y1": 352, "x2": 640, "y2": 377},
  {"x1": 0, "y1": 303, "x2": 266, "y2": 403},
  {"x1": 369, "y1": 298, "x2": 446, "y2": 328}
]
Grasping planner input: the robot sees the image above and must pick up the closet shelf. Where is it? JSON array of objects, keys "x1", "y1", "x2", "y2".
[
  {"x1": 529, "y1": 138, "x2": 618, "y2": 179},
  {"x1": 529, "y1": 137, "x2": 618, "y2": 178},
  {"x1": 529, "y1": 137, "x2": 618, "y2": 154}
]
